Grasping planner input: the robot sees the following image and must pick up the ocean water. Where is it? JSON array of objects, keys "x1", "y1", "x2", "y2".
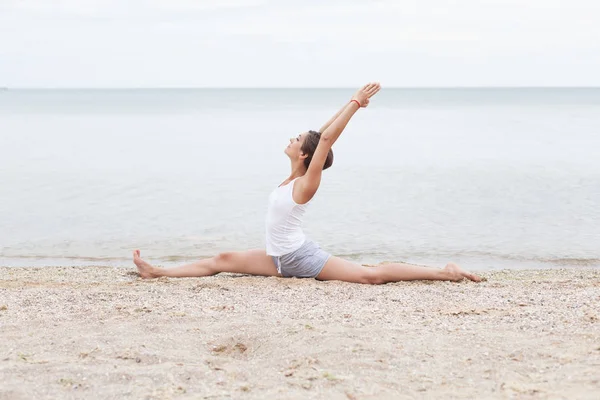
[{"x1": 1, "y1": 88, "x2": 599, "y2": 270}]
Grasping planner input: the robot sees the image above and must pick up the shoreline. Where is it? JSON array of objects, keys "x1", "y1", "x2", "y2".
[{"x1": 1, "y1": 267, "x2": 599, "y2": 399}]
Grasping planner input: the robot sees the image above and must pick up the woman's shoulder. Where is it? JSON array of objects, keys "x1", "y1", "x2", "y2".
[{"x1": 292, "y1": 175, "x2": 317, "y2": 205}]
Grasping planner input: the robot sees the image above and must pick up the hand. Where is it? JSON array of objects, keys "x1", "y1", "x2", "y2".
[{"x1": 351, "y1": 82, "x2": 381, "y2": 107}]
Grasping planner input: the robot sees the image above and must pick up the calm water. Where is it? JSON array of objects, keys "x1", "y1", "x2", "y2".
[{"x1": 1, "y1": 88, "x2": 599, "y2": 270}]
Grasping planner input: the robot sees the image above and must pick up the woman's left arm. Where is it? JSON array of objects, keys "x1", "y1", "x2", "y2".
[
  {"x1": 319, "y1": 102, "x2": 349, "y2": 133},
  {"x1": 318, "y1": 98, "x2": 372, "y2": 133},
  {"x1": 295, "y1": 83, "x2": 381, "y2": 203}
]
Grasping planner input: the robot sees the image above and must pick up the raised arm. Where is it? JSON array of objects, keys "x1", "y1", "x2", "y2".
[
  {"x1": 318, "y1": 93, "x2": 374, "y2": 133},
  {"x1": 319, "y1": 82, "x2": 380, "y2": 149},
  {"x1": 318, "y1": 103, "x2": 348, "y2": 133},
  {"x1": 295, "y1": 83, "x2": 381, "y2": 203}
]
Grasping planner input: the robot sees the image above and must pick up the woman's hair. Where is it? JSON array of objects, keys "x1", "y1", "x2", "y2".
[{"x1": 300, "y1": 130, "x2": 334, "y2": 170}]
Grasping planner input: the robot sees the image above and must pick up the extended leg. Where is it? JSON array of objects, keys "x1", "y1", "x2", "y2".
[
  {"x1": 316, "y1": 256, "x2": 481, "y2": 284},
  {"x1": 133, "y1": 249, "x2": 280, "y2": 279}
]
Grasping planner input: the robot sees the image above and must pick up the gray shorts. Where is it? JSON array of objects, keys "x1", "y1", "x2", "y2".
[{"x1": 271, "y1": 239, "x2": 331, "y2": 278}]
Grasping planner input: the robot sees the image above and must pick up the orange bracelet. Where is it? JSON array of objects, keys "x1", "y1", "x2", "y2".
[{"x1": 350, "y1": 99, "x2": 361, "y2": 108}]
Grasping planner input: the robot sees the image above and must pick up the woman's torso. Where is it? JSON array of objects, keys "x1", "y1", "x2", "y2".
[{"x1": 265, "y1": 178, "x2": 308, "y2": 256}]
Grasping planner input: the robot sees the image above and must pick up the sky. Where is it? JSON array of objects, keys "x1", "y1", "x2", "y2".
[{"x1": 1, "y1": 0, "x2": 599, "y2": 88}]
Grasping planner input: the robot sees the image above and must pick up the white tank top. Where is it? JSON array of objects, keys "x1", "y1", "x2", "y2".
[{"x1": 265, "y1": 178, "x2": 308, "y2": 256}]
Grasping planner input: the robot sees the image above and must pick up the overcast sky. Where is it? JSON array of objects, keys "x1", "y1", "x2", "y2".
[{"x1": 1, "y1": 0, "x2": 599, "y2": 87}]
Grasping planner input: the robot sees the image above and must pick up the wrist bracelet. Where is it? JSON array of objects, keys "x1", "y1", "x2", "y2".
[{"x1": 350, "y1": 99, "x2": 361, "y2": 108}]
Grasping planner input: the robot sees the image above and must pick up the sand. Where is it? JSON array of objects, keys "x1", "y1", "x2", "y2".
[{"x1": 0, "y1": 266, "x2": 599, "y2": 399}]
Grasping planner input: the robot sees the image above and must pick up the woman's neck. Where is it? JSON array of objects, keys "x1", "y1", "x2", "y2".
[{"x1": 288, "y1": 162, "x2": 306, "y2": 181}]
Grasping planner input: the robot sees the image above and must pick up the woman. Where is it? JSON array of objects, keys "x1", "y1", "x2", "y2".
[{"x1": 133, "y1": 83, "x2": 481, "y2": 283}]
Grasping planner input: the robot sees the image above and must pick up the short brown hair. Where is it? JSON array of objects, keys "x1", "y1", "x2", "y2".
[{"x1": 301, "y1": 130, "x2": 334, "y2": 170}]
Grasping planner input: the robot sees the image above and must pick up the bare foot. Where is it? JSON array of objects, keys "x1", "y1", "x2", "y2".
[
  {"x1": 133, "y1": 250, "x2": 159, "y2": 279},
  {"x1": 443, "y1": 262, "x2": 482, "y2": 282}
]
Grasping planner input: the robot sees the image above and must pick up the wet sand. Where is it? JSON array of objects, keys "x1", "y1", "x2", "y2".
[{"x1": 1, "y1": 266, "x2": 599, "y2": 399}]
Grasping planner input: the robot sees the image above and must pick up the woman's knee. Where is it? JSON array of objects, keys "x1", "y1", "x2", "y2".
[
  {"x1": 214, "y1": 252, "x2": 234, "y2": 269},
  {"x1": 360, "y1": 268, "x2": 386, "y2": 285},
  {"x1": 199, "y1": 252, "x2": 233, "y2": 275},
  {"x1": 214, "y1": 251, "x2": 253, "y2": 274}
]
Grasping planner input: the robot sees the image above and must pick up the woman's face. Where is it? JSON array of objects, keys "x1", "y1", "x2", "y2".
[{"x1": 285, "y1": 132, "x2": 307, "y2": 159}]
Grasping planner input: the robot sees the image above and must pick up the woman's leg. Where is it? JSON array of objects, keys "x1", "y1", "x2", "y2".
[
  {"x1": 316, "y1": 256, "x2": 481, "y2": 284},
  {"x1": 132, "y1": 249, "x2": 281, "y2": 279}
]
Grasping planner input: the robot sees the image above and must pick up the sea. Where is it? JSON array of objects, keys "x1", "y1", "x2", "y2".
[{"x1": 1, "y1": 88, "x2": 599, "y2": 270}]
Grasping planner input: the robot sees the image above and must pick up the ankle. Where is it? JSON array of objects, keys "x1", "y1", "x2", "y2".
[
  {"x1": 148, "y1": 266, "x2": 161, "y2": 278},
  {"x1": 438, "y1": 269, "x2": 452, "y2": 280}
]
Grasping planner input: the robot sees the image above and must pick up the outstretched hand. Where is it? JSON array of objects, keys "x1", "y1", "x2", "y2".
[{"x1": 352, "y1": 82, "x2": 381, "y2": 107}]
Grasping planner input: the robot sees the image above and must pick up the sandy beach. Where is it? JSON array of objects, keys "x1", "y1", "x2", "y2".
[{"x1": 1, "y1": 266, "x2": 599, "y2": 399}]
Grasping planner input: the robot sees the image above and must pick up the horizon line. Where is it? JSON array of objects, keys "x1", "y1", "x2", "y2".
[{"x1": 2, "y1": 85, "x2": 600, "y2": 90}]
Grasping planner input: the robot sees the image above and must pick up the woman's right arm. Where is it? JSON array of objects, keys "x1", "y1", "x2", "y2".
[
  {"x1": 296, "y1": 83, "x2": 381, "y2": 203},
  {"x1": 319, "y1": 102, "x2": 349, "y2": 133},
  {"x1": 318, "y1": 94, "x2": 373, "y2": 133},
  {"x1": 319, "y1": 83, "x2": 380, "y2": 146}
]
